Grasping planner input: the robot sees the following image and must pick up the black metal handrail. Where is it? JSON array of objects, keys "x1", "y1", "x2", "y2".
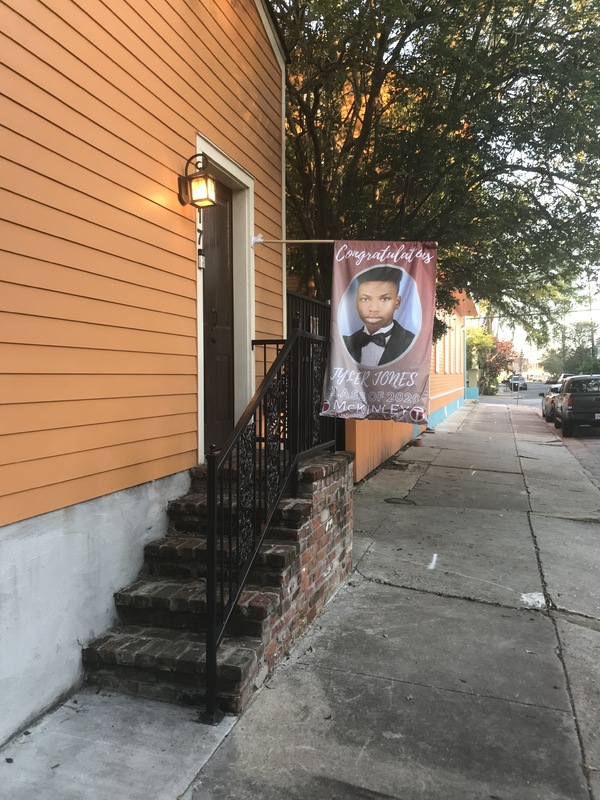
[{"x1": 203, "y1": 326, "x2": 336, "y2": 720}]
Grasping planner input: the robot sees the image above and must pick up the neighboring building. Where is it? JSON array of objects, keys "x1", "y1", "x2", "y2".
[
  {"x1": 348, "y1": 292, "x2": 477, "y2": 481},
  {"x1": 429, "y1": 293, "x2": 478, "y2": 424},
  {"x1": 0, "y1": 0, "x2": 286, "y2": 746}
]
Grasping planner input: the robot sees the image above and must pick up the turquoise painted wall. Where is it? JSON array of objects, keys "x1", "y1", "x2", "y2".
[{"x1": 425, "y1": 386, "x2": 479, "y2": 432}]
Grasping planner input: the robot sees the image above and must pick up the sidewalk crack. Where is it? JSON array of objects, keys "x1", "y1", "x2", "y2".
[{"x1": 301, "y1": 661, "x2": 572, "y2": 715}]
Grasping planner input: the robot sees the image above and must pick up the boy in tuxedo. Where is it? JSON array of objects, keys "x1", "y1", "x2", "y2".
[{"x1": 343, "y1": 266, "x2": 415, "y2": 366}]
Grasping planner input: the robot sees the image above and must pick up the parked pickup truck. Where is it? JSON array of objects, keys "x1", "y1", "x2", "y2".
[{"x1": 554, "y1": 375, "x2": 600, "y2": 437}]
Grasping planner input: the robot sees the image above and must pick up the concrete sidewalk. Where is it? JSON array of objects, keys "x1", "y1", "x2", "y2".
[{"x1": 3, "y1": 402, "x2": 600, "y2": 799}]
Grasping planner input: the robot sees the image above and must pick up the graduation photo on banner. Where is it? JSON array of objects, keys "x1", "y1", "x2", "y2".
[{"x1": 321, "y1": 241, "x2": 437, "y2": 423}]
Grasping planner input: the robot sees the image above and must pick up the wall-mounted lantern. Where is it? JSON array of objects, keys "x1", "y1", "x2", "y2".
[{"x1": 178, "y1": 153, "x2": 217, "y2": 209}]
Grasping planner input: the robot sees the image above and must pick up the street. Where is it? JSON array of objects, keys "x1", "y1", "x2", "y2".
[
  {"x1": 481, "y1": 380, "x2": 551, "y2": 408},
  {"x1": 481, "y1": 381, "x2": 600, "y2": 486}
]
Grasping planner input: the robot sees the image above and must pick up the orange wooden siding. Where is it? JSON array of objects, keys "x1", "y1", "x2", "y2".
[
  {"x1": 346, "y1": 419, "x2": 412, "y2": 482},
  {"x1": 0, "y1": 0, "x2": 284, "y2": 526}
]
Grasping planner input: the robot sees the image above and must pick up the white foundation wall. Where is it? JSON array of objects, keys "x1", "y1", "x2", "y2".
[{"x1": 0, "y1": 471, "x2": 191, "y2": 747}]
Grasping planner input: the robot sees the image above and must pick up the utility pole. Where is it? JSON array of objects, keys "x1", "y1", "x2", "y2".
[{"x1": 588, "y1": 270, "x2": 596, "y2": 357}]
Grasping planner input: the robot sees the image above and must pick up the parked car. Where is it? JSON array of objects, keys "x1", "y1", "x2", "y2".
[
  {"x1": 554, "y1": 375, "x2": 600, "y2": 437},
  {"x1": 508, "y1": 375, "x2": 527, "y2": 391},
  {"x1": 539, "y1": 383, "x2": 562, "y2": 421}
]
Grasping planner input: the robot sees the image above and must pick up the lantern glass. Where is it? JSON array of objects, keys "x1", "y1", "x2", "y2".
[{"x1": 190, "y1": 174, "x2": 217, "y2": 207}]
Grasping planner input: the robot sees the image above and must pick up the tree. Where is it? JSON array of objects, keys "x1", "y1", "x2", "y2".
[
  {"x1": 541, "y1": 320, "x2": 600, "y2": 375},
  {"x1": 466, "y1": 327, "x2": 517, "y2": 392},
  {"x1": 466, "y1": 326, "x2": 494, "y2": 370},
  {"x1": 486, "y1": 338, "x2": 519, "y2": 383},
  {"x1": 271, "y1": 0, "x2": 600, "y2": 341},
  {"x1": 540, "y1": 348, "x2": 564, "y2": 377}
]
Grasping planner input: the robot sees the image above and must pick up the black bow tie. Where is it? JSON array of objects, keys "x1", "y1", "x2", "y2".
[{"x1": 359, "y1": 331, "x2": 388, "y2": 348}]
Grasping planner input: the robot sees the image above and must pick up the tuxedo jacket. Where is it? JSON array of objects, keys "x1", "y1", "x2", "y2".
[{"x1": 343, "y1": 320, "x2": 416, "y2": 366}]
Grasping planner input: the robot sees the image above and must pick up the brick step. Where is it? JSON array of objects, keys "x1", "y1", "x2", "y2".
[
  {"x1": 168, "y1": 492, "x2": 312, "y2": 535},
  {"x1": 83, "y1": 625, "x2": 263, "y2": 713},
  {"x1": 189, "y1": 460, "x2": 289, "y2": 492},
  {"x1": 144, "y1": 535, "x2": 298, "y2": 581},
  {"x1": 114, "y1": 577, "x2": 279, "y2": 638},
  {"x1": 82, "y1": 451, "x2": 353, "y2": 718}
]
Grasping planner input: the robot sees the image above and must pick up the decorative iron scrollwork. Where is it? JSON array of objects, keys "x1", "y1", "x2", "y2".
[
  {"x1": 312, "y1": 342, "x2": 324, "y2": 445},
  {"x1": 237, "y1": 420, "x2": 255, "y2": 564},
  {"x1": 265, "y1": 374, "x2": 284, "y2": 506}
]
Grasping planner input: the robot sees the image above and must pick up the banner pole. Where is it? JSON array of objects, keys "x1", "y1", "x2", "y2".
[
  {"x1": 250, "y1": 235, "x2": 438, "y2": 248},
  {"x1": 251, "y1": 235, "x2": 334, "y2": 246}
]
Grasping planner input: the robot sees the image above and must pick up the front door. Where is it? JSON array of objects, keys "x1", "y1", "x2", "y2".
[{"x1": 203, "y1": 182, "x2": 234, "y2": 452}]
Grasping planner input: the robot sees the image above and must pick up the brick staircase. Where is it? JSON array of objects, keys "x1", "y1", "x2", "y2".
[{"x1": 83, "y1": 453, "x2": 353, "y2": 715}]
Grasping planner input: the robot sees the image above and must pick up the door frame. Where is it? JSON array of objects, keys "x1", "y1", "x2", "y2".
[{"x1": 195, "y1": 134, "x2": 255, "y2": 460}]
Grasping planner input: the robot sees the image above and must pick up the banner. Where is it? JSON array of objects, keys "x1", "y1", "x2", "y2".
[{"x1": 321, "y1": 241, "x2": 437, "y2": 423}]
